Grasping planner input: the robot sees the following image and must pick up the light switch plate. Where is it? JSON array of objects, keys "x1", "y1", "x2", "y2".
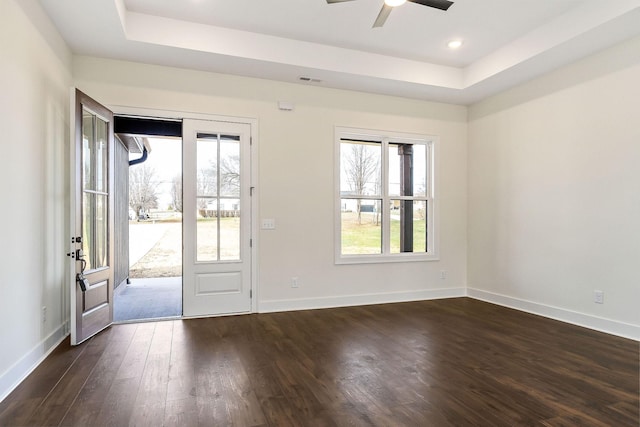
[{"x1": 261, "y1": 218, "x2": 276, "y2": 230}]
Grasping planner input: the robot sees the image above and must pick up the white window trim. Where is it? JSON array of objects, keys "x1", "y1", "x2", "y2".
[{"x1": 334, "y1": 126, "x2": 439, "y2": 265}]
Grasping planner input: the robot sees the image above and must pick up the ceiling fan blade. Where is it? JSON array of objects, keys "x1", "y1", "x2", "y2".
[
  {"x1": 407, "y1": 0, "x2": 454, "y2": 11},
  {"x1": 326, "y1": 0, "x2": 356, "y2": 3},
  {"x1": 373, "y1": 4, "x2": 392, "y2": 28}
]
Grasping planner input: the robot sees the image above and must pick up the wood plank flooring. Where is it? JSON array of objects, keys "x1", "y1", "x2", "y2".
[{"x1": 0, "y1": 298, "x2": 638, "y2": 426}]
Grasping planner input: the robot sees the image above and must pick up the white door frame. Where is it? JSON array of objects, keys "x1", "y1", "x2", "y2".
[{"x1": 108, "y1": 105, "x2": 259, "y2": 315}]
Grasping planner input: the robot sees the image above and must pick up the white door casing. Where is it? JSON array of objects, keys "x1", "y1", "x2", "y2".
[{"x1": 182, "y1": 119, "x2": 252, "y2": 317}]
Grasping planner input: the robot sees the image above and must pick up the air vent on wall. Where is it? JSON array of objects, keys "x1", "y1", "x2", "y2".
[{"x1": 299, "y1": 76, "x2": 322, "y2": 83}]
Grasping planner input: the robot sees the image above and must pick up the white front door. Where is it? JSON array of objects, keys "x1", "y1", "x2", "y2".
[{"x1": 182, "y1": 119, "x2": 252, "y2": 317}]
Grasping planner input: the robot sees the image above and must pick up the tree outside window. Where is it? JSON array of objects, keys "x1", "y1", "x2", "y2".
[{"x1": 129, "y1": 164, "x2": 159, "y2": 218}]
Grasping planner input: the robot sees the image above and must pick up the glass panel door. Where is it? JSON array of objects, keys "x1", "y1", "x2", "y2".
[
  {"x1": 183, "y1": 119, "x2": 252, "y2": 317},
  {"x1": 71, "y1": 90, "x2": 114, "y2": 345}
]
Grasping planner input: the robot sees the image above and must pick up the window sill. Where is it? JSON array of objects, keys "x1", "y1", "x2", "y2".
[{"x1": 335, "y1": 253, "x2": 439, "y2": 265}]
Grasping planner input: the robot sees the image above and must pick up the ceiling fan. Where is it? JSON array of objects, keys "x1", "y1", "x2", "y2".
[{"x1": 326, "y1": 0, "x2": 454, "y2": 28}]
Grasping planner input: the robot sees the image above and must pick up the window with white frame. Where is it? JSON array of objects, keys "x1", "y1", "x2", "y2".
[{"x1": 335, "y1": 127, "x2": 436, "y2": 263}]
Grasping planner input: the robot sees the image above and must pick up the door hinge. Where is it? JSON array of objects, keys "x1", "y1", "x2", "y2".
[
  {"x1": 250, "y1": 186, "x2": 255, "y2": 196},
  {"x1": 250, "y1": 238, "x2": 253, "y2": 248},
  {"x1": 250, "y1": 137, "x2": 253, "y2": 146},
  {"x1": 250, "y1": 289, "x2": 253, "y2": 298}
]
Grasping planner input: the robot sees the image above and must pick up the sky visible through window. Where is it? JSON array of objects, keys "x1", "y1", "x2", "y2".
[{"x1": 129, "y1": 137, "x2": 181, "y2": 209}]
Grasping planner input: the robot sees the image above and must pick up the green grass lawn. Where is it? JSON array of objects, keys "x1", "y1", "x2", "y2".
[
  {"x1": 342, "y1": 211, "x2": 426, "y2": 254},
  {"x1": 341, "y1": 212, "x2": 382, "y2": 254}
]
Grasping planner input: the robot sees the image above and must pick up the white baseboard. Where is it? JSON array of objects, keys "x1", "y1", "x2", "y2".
[
  {"x1": 467, "y1": 288, "x2": 640, "y2": 341},
  {"x1": 0, "y1": 325, "x2": 68, "y2": 403},
  {"x1": 259, "y1": 287, "x2": 467, "y2": 313}
]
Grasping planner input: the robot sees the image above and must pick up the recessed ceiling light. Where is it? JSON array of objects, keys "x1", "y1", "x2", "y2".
[
  {"x1": 384, "y1": 0, "x2": 407, "y2": 7},
  {"x1": 448, "y1": 40, "x2": 463, "y2": 49}
]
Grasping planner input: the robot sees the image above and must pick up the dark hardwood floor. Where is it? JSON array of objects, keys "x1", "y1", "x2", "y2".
[{"x1": 0, "y1": 298, "x2": 638, "y2": 426}]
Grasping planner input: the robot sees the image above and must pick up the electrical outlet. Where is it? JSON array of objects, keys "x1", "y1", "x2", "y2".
[
  {"x1": 42, "y1": 306, "x2": 46, "y2": 323},
  {"x1": 291, "y1": 277, "x2": 299, "y2": 288},
  {"x1": 440, "y1": 270, "x2": 447, "y2": 280},
  {"x1": 594, "y1": 290, "x2": 604, "y2": 304}
]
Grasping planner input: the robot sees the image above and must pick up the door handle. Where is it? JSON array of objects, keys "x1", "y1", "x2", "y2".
[
  {"x1": 75, "y1": 248, "x2": 88, "y2": 292},
  {"x1": 76, "y1": 273, "x2": 89, "y2": 292}
]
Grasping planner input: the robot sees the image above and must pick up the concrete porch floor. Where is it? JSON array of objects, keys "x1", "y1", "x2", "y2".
[{"x1": 114, "y1": 276, "x2": 182, "y2": 322}]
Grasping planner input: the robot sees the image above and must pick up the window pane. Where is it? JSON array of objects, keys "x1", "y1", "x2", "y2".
[
  {"x1": 390, "y1": 200, "x2": 427, "y2": 253},
  {"x1": 197, "y1": 134, "x2": 217, "y2": 197},
  {"x1": 388, "y1": 143, "x2": 427, "y2": 197},
  {"x1": 82, "y1": 192, "x2": 108, "y2": 270},
  {"x1": 197, "y1": 199, "x2": 218, "y2": 261},
  {"x1": 412, "y1": 144, "x2": 427, "y2": 197},
  {"x1": 82, "y1": 109, "x2": 108, "y2": 193},
  {"x1": 82, "y1": 111, "x2": 94, "y2": 191},
  {"x1": 220, "y1": 138, "x2": 240, "y2": 197},
  {"x1": 220, "y1": 212, "x2": 240, "y2": 261},
  {"x1": 95, "y1": 117, "x2": 108, "y2": 193},
  {"x1": 82, "y1": 192, "x2": 92, "y2": 270},
  {"x1": 94, "y1": 194, "x2": 108, "y2": 267},
  {"x1": 340, "y1": 198, "x2": 382, "y2": 255},
  {"x1": 340, "y1": 141, "x2": 381, "y2": 196}
]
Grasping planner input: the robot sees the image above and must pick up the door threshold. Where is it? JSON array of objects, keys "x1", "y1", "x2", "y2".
[
  {"x1": 181, "y1": 311, "x2": 252, "y2": 320},
  {"x1": 113, "y1": 315, "x2": 182, "y2": 325}
]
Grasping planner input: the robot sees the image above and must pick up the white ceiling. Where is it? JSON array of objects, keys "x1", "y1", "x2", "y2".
[{"x1": 38, "y1": 0, "x2": 640, "y2": 104}]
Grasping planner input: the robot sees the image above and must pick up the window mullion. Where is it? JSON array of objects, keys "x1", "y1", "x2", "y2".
[
  {"x1": 426, "y1": 142, "x2": 433, "y2": 199},
  {"x1": 216, "y1": 133, "x2": 221, "y2": 261},
  {"x1": 350, "y1": 195, "x2": 382, "y2": 200},
  {"x1": 382, "y1": 138, "x2": 390, "y2": 255},
  {"x1": 394, "y1": 196, "x2": 428, "y2": 201}
]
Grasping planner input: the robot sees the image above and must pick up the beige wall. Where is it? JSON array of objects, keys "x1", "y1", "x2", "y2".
[
  {"x1": 0, "y1": 0, "x2": 71, "y2": 399},
  {"x1": 73, "y1": 57, "x2": 469, "y2": 311},
  {"x1": 468, "y1": 35, "x2": 640, "y2": 337}
]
